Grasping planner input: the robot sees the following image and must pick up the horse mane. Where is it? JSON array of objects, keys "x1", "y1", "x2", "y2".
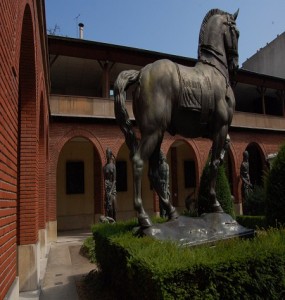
[{"x1": 198, "y1": 9, "x2": 229, "y2": 58}]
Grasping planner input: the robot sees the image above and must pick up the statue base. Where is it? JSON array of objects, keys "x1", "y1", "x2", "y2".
[{"x1": 142, "y1": 213, "x2": 255, "y2": 247}]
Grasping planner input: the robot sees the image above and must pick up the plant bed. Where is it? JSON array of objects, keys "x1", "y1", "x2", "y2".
[{"x1": 91, "y1": 220, "x2": 285, "y2": 299}]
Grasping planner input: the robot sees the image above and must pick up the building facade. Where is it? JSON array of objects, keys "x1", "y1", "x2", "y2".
[
  {"x1": 242, "y1": 31, "x2": 285, "y2": 78},
  {"x1": 48, "y1": 36, "x2": 285, "y2": 232},
  {"x1": 0, "y1": 3, "x2": 285, "y2": 299}
]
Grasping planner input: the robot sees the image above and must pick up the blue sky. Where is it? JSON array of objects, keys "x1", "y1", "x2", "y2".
[{"x1": 45, "y1": 0, "x2": 285, "y2": 64}]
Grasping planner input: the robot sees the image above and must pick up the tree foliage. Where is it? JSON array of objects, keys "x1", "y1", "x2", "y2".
[
  {"x1": 198, "y1": 159, "x2": 234, "y2": 217},
  {"x1": 243, "y1": 185, "x2": 265, "y2": 216},
  {"x1": 265, "y1": 143, "x2": 285, "y2": 226}
]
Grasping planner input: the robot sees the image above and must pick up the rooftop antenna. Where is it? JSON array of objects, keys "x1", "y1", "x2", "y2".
[
  {"x1": 47, "y1": 24, "x2": 60, "y2": 35},
  {"x1": 74, "y1": 14, "x2": 80, "y2": 37}
]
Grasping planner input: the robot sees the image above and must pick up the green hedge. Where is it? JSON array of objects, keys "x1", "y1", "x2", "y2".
[
  {"x1": 198, "y1": 160, "x2": 234, "y2": 217},
  {"x1": 265, "y1": 142, "x2": 285, "y2": 226},
  {"x1": 92, "y1": 220, "x2": 285, "y2": 299},
  {"x1": 243, "y1": 185, "x2": 266, "y2": 216},
  {"x1": 236, "y1": 215, "x2": 267, "y2": 230},
  {"x1": 80, "y1": 236, "x2": 96, "y2": 263}
]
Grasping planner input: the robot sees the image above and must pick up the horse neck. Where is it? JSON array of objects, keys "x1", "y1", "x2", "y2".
[{"x1": 199, "y1": 49, "x2": 229, "y2": 81}]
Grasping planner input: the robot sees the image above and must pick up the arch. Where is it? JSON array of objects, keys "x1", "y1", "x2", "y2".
[
  {"x1": 17, "y1": 3, "x2": 43, "y2": 292},
  {"x1": 53, "y1": 128, "x2": 105, "y2": 164},
  {"x1": 49, "y1": 127, "x2": 105, "y2": 229},
  {"x1": 166, "y1": 138, "x2": 200, "y2": 212},
  {"x1": 38, "y1": 93, "x2": 49, "y2": 259},
  {"x1": 224, "y1": 150, "x2": 233, "y2": 192},
  {"x1": 163, "y1": 138, "x2": 204, "y2": 179},
  {"x1": 17, "y1": 3, "x2": 37, "y2": 245},
  {"x1": 110, "y1": 135, "x2": 127, "y2": 157},
  {"x1": 246, "y1": 142, "x2": 266, "y2": 187},
  {"x1": 115, "y1": 143, "x2": 137, "y2": 220},
  {"x1": 56, "y1": 136, "x2": 101, "y2": 230},
  {"x1": 224, "y1": 145, "x2": 238, "y2": 200},
  {"x1": 38, "y1": 93, "x2": 47, "y2": 231}
]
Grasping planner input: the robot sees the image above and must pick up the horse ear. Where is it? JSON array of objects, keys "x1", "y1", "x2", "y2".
[{"x1": 233, "y1": 9, "x2": 239, "y2": 20}]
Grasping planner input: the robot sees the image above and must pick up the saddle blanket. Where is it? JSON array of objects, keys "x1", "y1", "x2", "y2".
[{"x1": 176, "y1": 64, "x2": 214, "y2": 123}]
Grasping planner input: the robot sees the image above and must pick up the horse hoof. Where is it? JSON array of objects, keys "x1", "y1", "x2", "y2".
[
  {"x1": 138, "y1": 215, "x2": 152, "y2": 228},
  {"x1": 212, "y1": 204, "x2": 224, "y2": 213},
  {"x1": 168, "y1": 208, "x2": 179, "y2": 220}
]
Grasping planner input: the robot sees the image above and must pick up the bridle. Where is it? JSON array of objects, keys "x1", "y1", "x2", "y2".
[{"x1": 224, "y1": 16, "x2": 239, "y2": 62}]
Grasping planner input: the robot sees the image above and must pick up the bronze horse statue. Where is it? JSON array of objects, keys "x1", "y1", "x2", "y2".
[{"x1": 114, "y1": 9, "x2": 239, "y2": 228}]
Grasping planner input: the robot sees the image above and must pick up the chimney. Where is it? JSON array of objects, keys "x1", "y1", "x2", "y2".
[{"x1": 78, "y1": 23, "x2": 84, "y2": 39}]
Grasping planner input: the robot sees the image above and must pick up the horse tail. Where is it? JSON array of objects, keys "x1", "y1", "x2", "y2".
[{"x1": 114, "y1": 70, "x2": 140, "y2": 157}]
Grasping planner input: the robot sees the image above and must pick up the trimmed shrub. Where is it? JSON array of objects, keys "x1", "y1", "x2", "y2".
[
  {"x1": 92, "y1": 221, "x2": 285, "y2": 299},
  {"x1": 243, "y1": 185, "x2": 266, "y2": 216},
  {"x1": 80, "y1": 236, "x2": 96, "y2": 263},
  {"x1": 198, "y1": 160, "x2": 234, "y2": 217},
  {"x1": 236, "y1": 215, "x2": 267, "y2": 230},
  {"x1": 265, "y1": 143, "x2": 285, "y2": 226}
]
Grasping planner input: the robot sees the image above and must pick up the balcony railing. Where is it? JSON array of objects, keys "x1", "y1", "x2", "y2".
[
  {"x1": 232, "y1": 111, "x2": 285, "y2": 131},
  {"x1": 50, "y1": 94, "x2": 285, "y2": 131},
  {"x1": 50, "y1": 94, "x2": 134, "y2": 119}
]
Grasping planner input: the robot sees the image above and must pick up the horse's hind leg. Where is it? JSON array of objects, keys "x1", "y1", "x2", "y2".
[
  {"x1": 132, "y1": 152, "x2": 150, "y2": 227},
  {"x1": 209, "y1": 125, "x2": 229, "y2": 212},
  {"x1": 132, "y1": 131, "x2": 164, "y2": 228}
]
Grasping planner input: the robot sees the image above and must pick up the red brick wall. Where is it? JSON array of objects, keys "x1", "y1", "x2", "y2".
[
  {"x1": 0, "y1": 1, "x2": 21, "y2": 297},
  {"x1": 17, "y1": 2, "x2": 49, "y2": 244},
  {"x1": 0, "y1": 0, "x2": 49, "y2": 298}
]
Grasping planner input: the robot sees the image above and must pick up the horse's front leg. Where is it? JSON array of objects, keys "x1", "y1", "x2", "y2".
[{"x1": 209, "y1": 125, "x2": 229, "y2": 212}]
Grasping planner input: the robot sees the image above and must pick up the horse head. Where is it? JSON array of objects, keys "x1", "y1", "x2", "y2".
[
  {"x1": 223, "y1": 10, "x2": 240, "y2": 76},
  {"x1": 198, "y1": 9, "x2": 240, "y2": 78}
]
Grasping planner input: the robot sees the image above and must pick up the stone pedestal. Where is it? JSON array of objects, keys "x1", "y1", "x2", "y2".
[{"x1": 143, "y1": 213, "x2": 254, "y2": 247}]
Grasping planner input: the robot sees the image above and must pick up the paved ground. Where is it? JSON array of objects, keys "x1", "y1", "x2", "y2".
[{"x1": 39, "y1": 230, "x2": 95, "y2": 300}]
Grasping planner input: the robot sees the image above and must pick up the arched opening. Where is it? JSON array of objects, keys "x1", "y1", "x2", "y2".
[
  {"x1": 246, "y1": 143, "x2": 265, "y2": 187},
  {"x1": 38, "y1": 95, "x2": 47, "y2": 258},
  {"x1": 56, "y1": 137, "x2": 99, "y2": 231},
  {"x1": 18, "y1": 4, "x2": 37, "y2": 244},
  {"x1": 168, "y1": 140, "x2": 198, "y2": 213},
  {"x1": 17, "y1": 4, "x2": 38, "y2": 292},
  {"x1": 115, "y1": 143, "x2": 135, "y2": 220},
  {"x1": 224, "y1": 148, "x2": 234, "y2": 196},
  {"x1": 223, "y1": 147, "x2": 240, "y2": 213},
  {"x1": 115, "y1": 142, "x2": 155, "y2": 220}
]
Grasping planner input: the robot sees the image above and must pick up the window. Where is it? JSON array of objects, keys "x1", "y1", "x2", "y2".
[
  {"x1": 109, "y1": 88, "x2": 114, "y2": 98},
  {"x1": 66, "y1": 161, "x2": 85, "y2": 194},
  {"x1": 184, "y1": 160, "x2": 196, "y2": 188},
  {"x1": 116, "y1": 160, "x2": 127, "y2": 192}
]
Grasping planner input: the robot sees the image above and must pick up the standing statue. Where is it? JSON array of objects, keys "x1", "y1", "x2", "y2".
[
  {"x1": 158, "y1": 152, "x2": 170, "y2": 218},
  {"x1": 240, "y1": 150, "x2": 252, "y2": 201},
  {"x1": 114, "y1": 9, "x2": 239, "y2": 228},
  {"x1": 103, "y1": 148, "x2": 117, "y2": 221}
]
